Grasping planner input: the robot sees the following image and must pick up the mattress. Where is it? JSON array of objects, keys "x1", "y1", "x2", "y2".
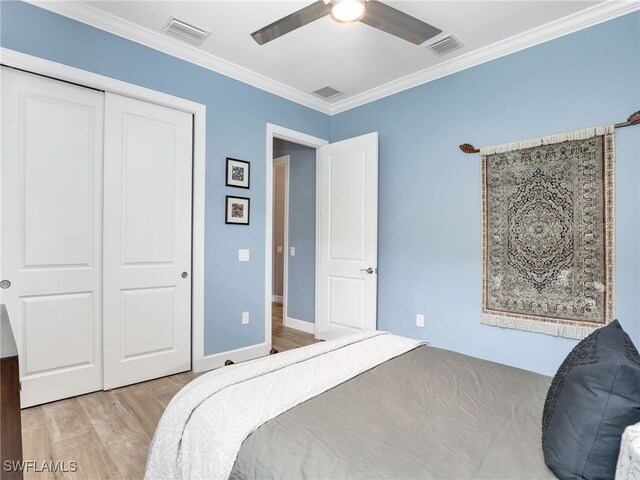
[
  {"x1": 145, "y1": 332, "x2": 554, "y2": 479},
  {"x1": 230, "y1": 345, "x2": 554, "y2": 479}
]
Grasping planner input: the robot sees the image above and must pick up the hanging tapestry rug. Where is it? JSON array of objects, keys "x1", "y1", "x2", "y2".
[{"x1": 481, "y1": 125, "x2": 615, "y2": 339}]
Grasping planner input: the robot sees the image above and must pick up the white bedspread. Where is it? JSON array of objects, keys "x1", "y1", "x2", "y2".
[
  {"x1": 144, "y1": 331, "x2": 423, "y2": 480},
  {"x1": 617, "y1": 422, "x2": 640, "y2": 480}
]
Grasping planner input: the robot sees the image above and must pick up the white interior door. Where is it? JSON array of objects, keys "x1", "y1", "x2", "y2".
[
  {"x1": 316, "y1": 132, "x2": 378, "y2": 340},
  {"x1": 1, "y1": 68, "x2": 104, "y2": 407},
  {"x1": 103, "y1": 93, "x2": 193, "y2": 389},
  {"x1": 273, "y1": 156, "x2": 288, "y2": 305}
]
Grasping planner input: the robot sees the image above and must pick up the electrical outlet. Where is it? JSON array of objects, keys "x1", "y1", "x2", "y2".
[
  {"x1": 238, "y1": 249, "x2": 250, "y2": 262},
  {"x1": 290, "y1": 247, "x2": 296, "y2": 256},
  {"x1": 242, "y1": 312, "x2": 249, "y2": 325},
  {"x1": 416, "y1": 314, "x2": 425, "y2": 327}
]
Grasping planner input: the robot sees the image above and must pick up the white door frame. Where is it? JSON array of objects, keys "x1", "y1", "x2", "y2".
[
  {"x1": 0, "y1": 48, "x2": 209, "y2": 372},
  {"x1": 266, "y1": 125, "x2": 328, "y2": 343}
]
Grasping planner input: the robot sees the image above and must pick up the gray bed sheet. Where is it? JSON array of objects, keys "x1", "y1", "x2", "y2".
[{"x1": 230, "y1": 345, "x2": 555, "y2": 480}]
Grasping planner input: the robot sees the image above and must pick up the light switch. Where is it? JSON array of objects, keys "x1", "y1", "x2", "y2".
[
  {"x1": 277, "y1": 246, "x2": 283, "y2": 254},
  {"x1": 242, "y1": 312, "x2": 249, "y2": 325},
  {"x1": 238, "y1": 249, "x2": 250, "y2": 262},
  {"x1": 290, "y1": 247, "x2": 296, "y2": 256}
]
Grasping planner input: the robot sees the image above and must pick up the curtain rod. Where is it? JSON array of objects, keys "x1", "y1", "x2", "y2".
[{"x1": 459, "y1": 109, "x2": 640, "y2": 154}]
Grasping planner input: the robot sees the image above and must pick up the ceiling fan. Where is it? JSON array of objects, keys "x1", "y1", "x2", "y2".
[{"x1": 251, "y1": 0, "x2": 442, "y2": 46}]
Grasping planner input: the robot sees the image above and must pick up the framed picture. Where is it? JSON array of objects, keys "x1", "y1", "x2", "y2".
[
  {"x1": 225, "y1": 196, "x2": 250, "y2": 225},
  {"x1": 226, "y1": 157, "x2": 250, "y2": 189}
]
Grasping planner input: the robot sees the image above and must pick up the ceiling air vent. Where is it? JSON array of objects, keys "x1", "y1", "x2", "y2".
[
  {"x1": 163, "y1": 17, "x2": 211, "y2": 46},
  {"x1": 312, "y1": 86, "x2": 343, "y2": 99},
  {"x1": 428, "y1": 35, "x2": 463, "y2": 56}
]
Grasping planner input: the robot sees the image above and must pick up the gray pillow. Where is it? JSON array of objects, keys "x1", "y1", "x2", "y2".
[{"x1": 542, "y1": 320, "x2": 640, "y2": 479}]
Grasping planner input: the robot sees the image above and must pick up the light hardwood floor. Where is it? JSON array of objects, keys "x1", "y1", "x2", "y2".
[
  {"x1": 271, "y1": 302, "x2": 320, "y2": 353},
  {"x1": 20, "y1": 303, "x2": 318, "y2": 480}
]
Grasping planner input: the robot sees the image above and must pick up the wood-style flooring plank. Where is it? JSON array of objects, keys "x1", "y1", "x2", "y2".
[
  {"x1": 21, "y1": 405, "x2": 47, "y2": 432},
  {"x1": 153, "y1": 389, "x2": 180, "y2": 409},
  {"x1": 140, "y1": 377, "x2": 183, "y2": 409},
  {"x1": 42, "y1": 398, "x2": 92, "y2": 442},
  {"x1": 55, "y1": 430, "x2": 121, "y2": 480},
  {"x1": 112, "y1": 386, "x2": 164, "y2": 440},
  {"x1": 21, "y1": 426, "x2": 65, "y2": 480},
  {"x1": 138, "y1": 375, "x2": 181, "y2": 397},
  {"x1": 170, "y1": 371, "x2": 197, "y2": 388},
  {"x1": 106, "y1": 433, "x2": 151, "y2": 480},
  {"x1": 77, "y1": 391, "x2": 141, "y2": 446}
]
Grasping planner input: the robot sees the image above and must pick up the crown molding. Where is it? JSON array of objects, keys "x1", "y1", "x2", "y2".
[
  {"x1": 25, "y1": 0, "x2": 333, "y2": 114},
  {"x1": 328, "y1": 0, "x2": 640, "y2": 114},
  {"x1": 25, "y1": 0, "x2": 639, "y2": 117}
]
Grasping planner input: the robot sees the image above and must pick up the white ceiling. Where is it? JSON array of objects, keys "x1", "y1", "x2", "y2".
[{"x1": 33, "y1": 1, "x2": 638, "y2": 113}]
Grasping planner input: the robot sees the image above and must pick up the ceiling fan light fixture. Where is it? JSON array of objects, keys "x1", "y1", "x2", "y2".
[{"x1": 330, "y1": 0, "x2": 366, "y2": 24}]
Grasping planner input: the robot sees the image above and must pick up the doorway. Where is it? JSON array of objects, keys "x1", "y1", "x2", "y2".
[
  {"x1": 266, "y1": 124, "x2": 380, "y2": 350},
  {"x1": 271, "y1": 140, "x2": 318, "y2": 352},
  {"x1": 266, "y1": 125, "x2": 327, "y2": 352}
]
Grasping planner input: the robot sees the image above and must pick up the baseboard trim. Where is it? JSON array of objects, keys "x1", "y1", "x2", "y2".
[
  {"x1": 192, "y1": 343, "x2": 271, "y2": 372},
  {"x1": 284, "y1": 317, "x2": 315, "y2": 334},
  {"x1": 272, "y1": 295, "x2": 283, "y2": 303}
]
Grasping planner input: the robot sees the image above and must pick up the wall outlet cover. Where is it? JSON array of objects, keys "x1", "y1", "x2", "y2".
[
  {"x1": 416, "y1": 314, "x2": 425, "y2": 327},
  {"x1": 242, "y1": 311, "x2": 249, "y2": 324},
  {"x1": 238, "y1": 249, "x2": 250, "y2": 262}
]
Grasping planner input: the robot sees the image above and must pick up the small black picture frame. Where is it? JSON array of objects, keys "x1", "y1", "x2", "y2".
[
  {"x1": 225, "y1": 157, "x2": 250, "y2": 189},
  {"x1": 225, "y1": 195, "x2": 250, "y2": 225}
]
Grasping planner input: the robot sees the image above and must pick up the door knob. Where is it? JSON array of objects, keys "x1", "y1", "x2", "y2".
[
  {"x1": 0, "y1": 280, "x2": 11, "y2": 289},
  {"x1": 181, "y1": 272, "x2": 188, "y2": 279},
  {"x1": 359, "y1": 267, "x2": 375, "y2": 275}
]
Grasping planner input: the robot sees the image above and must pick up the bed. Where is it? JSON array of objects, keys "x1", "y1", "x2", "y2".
[{"x1": 145, "y1": 331, "x2": 556, "y2": 479}]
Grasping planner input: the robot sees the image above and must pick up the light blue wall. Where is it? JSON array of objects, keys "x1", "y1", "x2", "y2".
[
  {"x1": 273, "y1": 140, "x2": 316, "y2": 324},
  {"x1": 0, "y1": 1, "x2": 331, "y2": 356},
  {"x1": 331, "y1": 12, "x2": 640, "y2": 376},
  {"x1": 2, "y1": 1, "x2": 638, "y2": 375}
]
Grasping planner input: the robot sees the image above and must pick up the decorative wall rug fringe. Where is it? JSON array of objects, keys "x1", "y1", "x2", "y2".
[
  {"x1": 479, "y1": 124, "x2": 615, "y2": 156},
  {"x1": 480, "y1": 314, "x2": 598, "y2": 340},
  {"x1": 480, "y1": 124, "x2": 615, "y2": 340}
]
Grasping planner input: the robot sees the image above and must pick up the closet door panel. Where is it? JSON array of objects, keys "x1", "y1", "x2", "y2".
[
  {"x1": 23, "y1": 293, "x2": 95, "y2": 373},
  {"x1": 121, "y1": 115, "x2": 177, "y2": 265},
  {"x1": 0, "y1": 67, "x2": 104, "y2": 407},
  {"x1": 103, "y1": 93, "x2": 192, "y2": 389},
  {"x1": 23, "y1": 97, "x2": 96, "y2": 267}
]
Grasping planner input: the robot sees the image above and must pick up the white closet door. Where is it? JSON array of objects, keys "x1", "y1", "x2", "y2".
[
  {"x1": 0, "y1": 67, "x2": 104, "y2": 407},
  {"x1": 103, "y1": 93, "x2": 193, "y2": 389}
]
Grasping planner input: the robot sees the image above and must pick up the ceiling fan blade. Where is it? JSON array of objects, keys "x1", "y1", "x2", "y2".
[
  {"x1": 360, "y1": 0, "x2": 442, "y2": 45},
  {"x1": 251, "y1": 1, "x2": 331, "y2": 45}
]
